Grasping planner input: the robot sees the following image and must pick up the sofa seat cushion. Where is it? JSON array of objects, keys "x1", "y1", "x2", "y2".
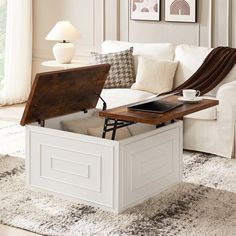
[
  {"x1": 102, "y1": 40, "x2": 175, "y2": 75},
  {"x1": 185, "y1": 97, "x2": 217, "y2": 120},
  {"x1": 96, "y1": 88, "x2": 155, "y2": 109}
]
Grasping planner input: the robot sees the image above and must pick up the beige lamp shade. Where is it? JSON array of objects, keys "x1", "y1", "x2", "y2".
[{"x1": 45, "y1": 21, "x2": 80, "y2": 42}]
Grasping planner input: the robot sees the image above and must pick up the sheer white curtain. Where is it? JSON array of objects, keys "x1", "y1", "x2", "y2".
[{"x1": 0, "y1": 0, "x2": 32, "y2": 105}]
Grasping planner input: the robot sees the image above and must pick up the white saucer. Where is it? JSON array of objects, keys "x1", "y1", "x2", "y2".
[{"x1": 178, "y1": 97, "x2": 203, "y2": 103}]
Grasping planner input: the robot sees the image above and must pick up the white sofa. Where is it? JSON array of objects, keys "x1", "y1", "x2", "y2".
[{"x1": 96, "y1": 40, "x2": 236, "y2": 159}]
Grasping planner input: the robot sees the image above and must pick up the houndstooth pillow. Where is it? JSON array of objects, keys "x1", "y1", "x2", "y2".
[{"x1": 91, "y1": 47, "x2": 135, "y2": 88}]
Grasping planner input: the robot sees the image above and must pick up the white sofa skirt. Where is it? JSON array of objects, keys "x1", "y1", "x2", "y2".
[{"x1": 184, "y1": 118, "x2": 234, "y2": 159}]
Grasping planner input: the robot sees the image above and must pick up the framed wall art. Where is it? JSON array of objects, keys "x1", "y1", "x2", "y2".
[
  {"x1": 131, "y1": 0, "x2": 161, "y2": 21},
  {"x1": 165, "y1": 0, "x2": 197, "y2": 23}
]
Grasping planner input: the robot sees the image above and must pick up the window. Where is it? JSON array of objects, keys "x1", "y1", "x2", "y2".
[{"x1": 0, "y1": 0, "x2": 7, "y2": 90}]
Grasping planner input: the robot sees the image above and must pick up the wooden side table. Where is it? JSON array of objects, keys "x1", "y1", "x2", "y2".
[{"x1": 42, "y1": 60, "x2": 87, "y2": 69}]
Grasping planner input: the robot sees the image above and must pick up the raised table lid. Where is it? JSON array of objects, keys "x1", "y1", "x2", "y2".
[
  {"x1": 20, "y1": 64, "x2": 110, "y2": 126},
  {"x1": 99, "y1": 95, "x2": 219, "y2": 125}
]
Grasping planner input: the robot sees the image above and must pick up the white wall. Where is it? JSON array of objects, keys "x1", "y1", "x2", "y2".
[
  {"x1": 32, "y1": 0, "x2": 236, "y2": 78},
  {"x1": 120, "y1": 0, "x2": 236, "y2": 47},
  {"x1": 32, "y1": 0, "x2": 105, "y2": 77}
]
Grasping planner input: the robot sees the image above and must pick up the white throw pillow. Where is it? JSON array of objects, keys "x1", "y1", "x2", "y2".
[
  {"x1": 88, "y1": 126, "x2": 132, "y2": 141},
  {"x1": 131, "y1": 56, "x2": 178, "y2": 95}
]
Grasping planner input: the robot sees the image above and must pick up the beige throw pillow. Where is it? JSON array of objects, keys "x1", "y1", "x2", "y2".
[
  {"x1": 131, "y1": 56, "x2": 178, "y2": 95},
  {"x1": 61, "y1": 116, "x2": 132, "y2": 141},
  {"x1": 61, "y1": 116, "x2": 105, "y2": 135},
  {"x1": 88, "y1": 126, "x2": 132, "y2": 141}
]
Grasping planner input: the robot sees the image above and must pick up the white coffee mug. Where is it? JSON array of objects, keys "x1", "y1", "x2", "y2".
[{"x1": 182, "y1": 89, "x2": 201, "y2": 100}]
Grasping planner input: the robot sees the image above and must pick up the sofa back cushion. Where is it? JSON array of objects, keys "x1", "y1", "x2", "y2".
[
  {"x1": 174, "y1": 44, "x2": 213, "y2": 88},
  {"x1": 174, "y1": 44, "x2": 236, "y2": 97},
  {"x1": 102, "y1": 40, "x2": 175, "y2": 75}
]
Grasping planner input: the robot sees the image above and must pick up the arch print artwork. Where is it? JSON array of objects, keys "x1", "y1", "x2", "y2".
[
  {"x1": 165, "y1": 0, "x2": 197, "y2": 22},
  {"x1": 170, "y1": 0, "x2": 190, "y2": 15},
  {"x1": 131, "y1": 0, "x2": 160, "y2": 21}
]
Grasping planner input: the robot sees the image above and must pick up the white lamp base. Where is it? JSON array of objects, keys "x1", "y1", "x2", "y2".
[{"x1": 53, "y1": 42, "x2": 75, "y2": 64}]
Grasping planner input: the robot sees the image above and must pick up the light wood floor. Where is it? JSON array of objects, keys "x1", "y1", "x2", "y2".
[
  {"x1": 0, "y1": 104, "x2": 41, "y2": 236},
  {"x1": 0, "y1": 103, "x2": 25, "y2": 122},
  {"x1": 0, "y1": 224, "x2": 41, "y2": 236}
]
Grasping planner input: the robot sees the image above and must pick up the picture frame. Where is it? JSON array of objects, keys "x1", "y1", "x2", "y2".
[
  {"x1": 164, "y1": 0, "x2": 197, "y2": 23},
  {"x1": 131, "y1": 0, "x2": 161, "y2": 21}
]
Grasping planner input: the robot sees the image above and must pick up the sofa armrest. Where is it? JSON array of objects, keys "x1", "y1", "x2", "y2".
[
  {"x1": 216, "y1": 80, "x2": 236, "y2": 133},
  {"x1": 217, "y1": 80, "x2": 236, "y2": 112},
  {"x1": 215, "y1": 81, "x2": 236, "y2": 158}
]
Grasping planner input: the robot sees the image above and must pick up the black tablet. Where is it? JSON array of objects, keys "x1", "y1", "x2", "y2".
[{"x1": 128, "y1": 99, "x2": 183, "y2": 113}]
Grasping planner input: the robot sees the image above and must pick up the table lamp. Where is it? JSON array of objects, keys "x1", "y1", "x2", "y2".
[{"x1": 45, "y1": 21, "x2": 80, "y2": 64}]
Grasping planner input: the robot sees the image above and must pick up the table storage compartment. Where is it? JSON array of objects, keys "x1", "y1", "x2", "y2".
[{"x1": 25, "y1": 114, "x2": 182, "y2": 213}]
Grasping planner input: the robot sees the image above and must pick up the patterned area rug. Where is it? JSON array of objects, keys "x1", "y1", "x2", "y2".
[
  {"x1": 0, "y1": 121, "x2": 236, "y2": 235},
  {"x1": 0, "y1": 152, "x2": 236, "y2": 236}
]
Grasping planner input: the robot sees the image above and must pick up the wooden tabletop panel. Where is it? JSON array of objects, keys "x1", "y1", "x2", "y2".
[
  {"x1": 21, "y1": 64, "x2": 110, "y2": 126},
  {"x1": 99, "y1": 96, "x2": 219, "y2": 125}
]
